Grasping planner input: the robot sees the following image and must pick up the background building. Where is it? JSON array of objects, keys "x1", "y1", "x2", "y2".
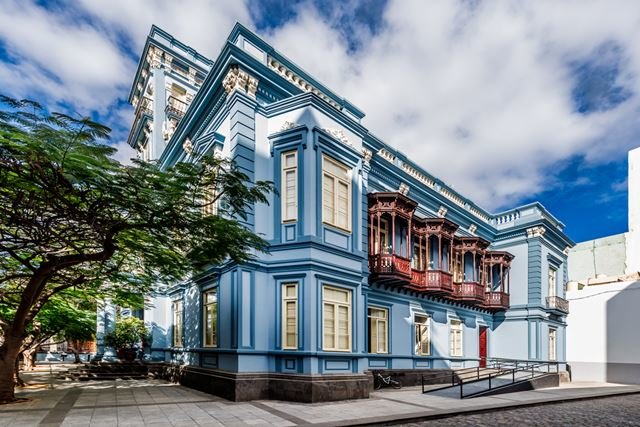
[
  {"x1": 567, "y1": 146, "x2": 640, "y2": 384},
  {"x1": 100, "y1": 24, "x2": 574, "y2": 402}
]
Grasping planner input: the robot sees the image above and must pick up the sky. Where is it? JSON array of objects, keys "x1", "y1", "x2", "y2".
[{"x1": 0, "y1": 0, "x2": 637, "y2": 243}]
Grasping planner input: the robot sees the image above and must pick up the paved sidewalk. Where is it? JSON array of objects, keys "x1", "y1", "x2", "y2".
[{"x1": 2, "y1": 366, "x2": 639, "y2": 426}]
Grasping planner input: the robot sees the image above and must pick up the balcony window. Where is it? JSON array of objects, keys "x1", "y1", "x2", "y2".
[
  {"x1": 548, "y1": 267, "x2": 557, "y2": 298},
  {"x1": 369, "y1": 219, "x2": 389, "y2": 255}
]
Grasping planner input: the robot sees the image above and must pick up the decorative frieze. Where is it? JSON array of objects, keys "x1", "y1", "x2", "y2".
[
  {"x1": 526, "y1": 226, "x2": 546, "y2": 238},
  {"x1": 401, "y1": 163, "x2": 435, "y2": 188},
  {"x1": 182, "y1": 138, "x2": 194, "y2": 155},
  {"x1": 377, "y1": 148, "x2": 396, "y2": 163},
  {"x1": 279, "y1": 121, "x2": 297, "y2": 132},
  {"x1": 323, "y1": 128, "x2": 351, "y2": 146},
  {"x1": 440, "y1": 188, "x2": 465, "y2": 207},
  {"x1": 362, "y1": 148, "x2": 373, "y2": 164},
  {"x1": 267, "y1": 56, "x2": 341, "y2": 110},
  {"x1": 222, "y1": 66, "x2": 258, "y2": 99},
  {"x1": 398, "y1": 183, "x2": 410, "y2": 196}
]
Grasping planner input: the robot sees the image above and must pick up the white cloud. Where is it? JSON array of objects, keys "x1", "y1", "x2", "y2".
[
  {"x1": 2, "y1": 0, "x2": 639, "y2": 212},
  {"x1": 263, "y1": 1, "x2": 640, "y2": 210}
]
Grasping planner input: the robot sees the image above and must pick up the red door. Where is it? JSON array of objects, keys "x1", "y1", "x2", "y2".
[{"x1": 479, "y1": 327, "x2": 487, "y2": 368}]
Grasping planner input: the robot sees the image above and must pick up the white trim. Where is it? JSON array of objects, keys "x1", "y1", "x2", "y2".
[
  {"x1": 281, "y1": 283, "x2": 298, "y2": 349},
  {"x1": 322, "y1": 155, "x2": 352, "y2": 232},
  {"x1": 368, "y1": 306, "x2": 388, "y2": 354},
  {"x1": 203, "y1": 289, "x2": 217, "y2": 348},
  {"x1": 281, "y1": 150, "x2": 298, "y2": 222},
  {"x1": 322, "y1": 285, "x2": 352, "y2": 352}
]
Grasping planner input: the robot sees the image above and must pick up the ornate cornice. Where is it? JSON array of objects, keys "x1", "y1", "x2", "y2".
[
  {"x1": 527, "y1": 226, "x2": 546, "y2": 238},
  {"x1": 222, "y1": 66, "x2": 258, "y2": 98}
]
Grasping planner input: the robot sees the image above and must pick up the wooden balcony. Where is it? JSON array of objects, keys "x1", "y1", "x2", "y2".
[
  {"x1": 546, "y1": 296, "x2": 569, "y2": 314},
  {"x1": 484, "y1": 292, "x2": 510, "y2": 311},
  {"x1": 454, "y1": 282, "x2": 485, "y2": 304},
  {"x1": 369, "y1": 254, "x2": 411, "y2": 283},
  {"x1": 425, "y1": 270, "x2": 453, "y2": 294}
]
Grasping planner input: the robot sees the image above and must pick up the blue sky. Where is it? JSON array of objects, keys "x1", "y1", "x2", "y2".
[{"x1": 0, "y1": 0, "x2": 637, "y2": 242}]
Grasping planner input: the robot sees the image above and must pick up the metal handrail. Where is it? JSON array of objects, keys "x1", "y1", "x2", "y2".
[{"x1": 460, "y1": 361, "x2": 559, "y2": 398}]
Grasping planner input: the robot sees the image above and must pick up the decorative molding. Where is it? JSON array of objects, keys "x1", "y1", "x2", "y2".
[
  {"x1": 527, "y1": 226, "x2": 546, "y2": 238},
  {"x1": 267, "y1": 56, "x2": 341, "y2": 110},
  {"x1": 163, "y1": 120, "x2": 176, "y2": 142},
  {"x1": 323, "y1": 128, "x2": 351, "y2": 146},
  {"x1": 362, "y1": 148, "x2": 373, "y2": 164},
  {"x1": 563, "y1": 246, "x2": 571, "y2": 255},
  {"x1": 398, "y1": 183, "x2": 410, "y2": 196},
  {"x1": 182, "y1": 138, "x2": 193, "y2": 155},
  {"x1": 437, "y1": 206, "x2": 448, "y2": 218},
  {"x1": 377, "y1": 148, "x2": 396, "y2": 163},
  {"x1": 279, "y1": 121, "x2": 298, "y2": 132},
  {"x1": 468, "y1": 224, "x2": 477, "y2": 234},
  {"x1": 222, "y1": 66, "x2": 258, "y2": 98}
]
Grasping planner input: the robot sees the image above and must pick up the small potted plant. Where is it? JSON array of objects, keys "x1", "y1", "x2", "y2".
[{"x1": 104, "y1": 317, "x2": 148, "y2": 361}]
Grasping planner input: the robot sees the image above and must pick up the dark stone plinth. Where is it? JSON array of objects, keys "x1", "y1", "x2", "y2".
[{"x1": 176, "y1": 366, "x2": 369, "y2": 402}]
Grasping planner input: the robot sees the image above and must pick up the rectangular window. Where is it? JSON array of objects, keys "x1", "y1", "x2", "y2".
[
  {"x1": 281, "y1": 151, "x2": 298, "y2": 222},
  {"x1": 282, "y1": 283, "x2": 298, "y2": 349},
  {"x1": 203, "y1": 290, "x2": 217, "y2": 347},
  {"x1": 450, "y1": 319, "x2": 463, "y2": 357},
  {"x1": 549, "y1": 328, "x2": 557, "y2": 361},
  {"x1": 322, "y1": 286, "x2": 352, "y2": 351},
  {"x1": 172, "y1": 300, "x2": 183, "y2": 348},
  {"x1": 415, "y1": 315, "x2": 430, "y2": 356},
  {"x1": 548, "y1": 267, "x2": 557, "y2": 297},
  {"x1": 322, "y1": 156, "x2": 351, "y2": 232},
  {"x1": 368, "y1": 307, "x2": 388, "y2": 354}
]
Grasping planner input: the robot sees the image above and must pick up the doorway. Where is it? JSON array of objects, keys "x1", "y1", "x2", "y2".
[{"x1": 479, "y1": 326, "x2": 487, "y2": 368}]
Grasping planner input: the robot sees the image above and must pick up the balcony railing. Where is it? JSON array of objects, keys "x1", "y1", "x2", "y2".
[
  {"x1": 546, "y1": 296, "x2": 569, "y2": 313},
  {"x1": 426, "y1": 270, "x2": 453, "y2": 294},
  {"x1": 166, "y1": 96, "x2": 188, "y2": 118},
  {"x1": 454, "y1": 282, "x2": 485, "y2": 304},
  {"x1": 369, "y1": 254, "x2": 411, "y2": 279},
  {"x1": 484, "y1": 292, "x2": 510, "y2": 310}
]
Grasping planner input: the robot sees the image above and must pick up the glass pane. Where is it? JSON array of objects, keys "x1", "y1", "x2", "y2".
[
  {"x1": 338, "y1": 306, "x2": 349, "y2": 350},
  {"x1": 369, "y1": 318, "x2": 377, "y2": 353},
  {"x1": 378, "y1": 321, "x2": 387, "y2": 353},
  {"x1": 284, "y1": 152, "x2": 296, "y2": 168},
  {"x1": 285, "y1": 284, "x2": 297, "y2": 298},
  {"x1": 337, "y1": 181, "x2": 349, "y2": 228},
  {"x1": 323, "y1": 303, "x2": 335, "y2": 349},
  {"x1": 323, "y1": 175, "x2": 334, "y2": 223}
]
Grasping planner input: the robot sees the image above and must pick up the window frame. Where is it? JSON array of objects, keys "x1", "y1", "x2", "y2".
[
  {"x1": 281, "y1": 150, "x2": 298, "y2": 223},
  {"x1": 548, "y1": 266, "x2": 557, "y2": 298},
  {"x1": 414, "y1": 314, "x2": 431, "y2": 356},
  {"x1": 549, "y1": 328, "x2": 557, "y2": 361},
  {"x1": 368, "y1": 306, "x2": 389, "y2": 354},
  {"x1": 450, "y1": 319, "x2": 463, "y2": 357},
  {"x1": 321, "y1": 155, "x2": 352, "y2": 232},
  {"x1": 322, "y1": 285, "x2": 352, "y2": 352},
  {"x1": 202, "y1": 289, "x2": 218, "y2": 348},
  {"x1": 281, "y1": 283, "x2": 299, "y2": 350},
  {"x1": 172, "y1": 300, "x2": 183, "y2": 348}
]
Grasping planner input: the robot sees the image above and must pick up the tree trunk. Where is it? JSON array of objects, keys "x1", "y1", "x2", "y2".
[
  {"x1": 69, "y1": 346, "x2": 81, "y2": 364},
  {"x1": 23, "y1": 348, "x2": 37, "y2": 371},
  {"x1": 14, "y1": 356, "x2": 25, "y2": 387},
  {"x1": 0, "y1": 334, "x2": 22, "y2": 403}
]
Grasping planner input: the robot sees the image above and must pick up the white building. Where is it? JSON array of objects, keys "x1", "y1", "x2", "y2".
[{"x1": 566, "y1": 146, "x2": 640, "y2": 383}]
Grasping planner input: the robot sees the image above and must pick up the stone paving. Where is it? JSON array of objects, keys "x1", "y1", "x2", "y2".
[{"x1": 2, "y1": 364, "x2": 640, "y2": 426}]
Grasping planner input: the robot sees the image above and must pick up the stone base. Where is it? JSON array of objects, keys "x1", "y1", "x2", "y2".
[
  {"x1": 177, "y1": 366, "x2": 370, "y2": 402},
  {"x1": 371, "y1": 368, "x2": 458, "y2": 387}
]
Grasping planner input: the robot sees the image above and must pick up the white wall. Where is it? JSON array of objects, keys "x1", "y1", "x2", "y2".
[
  {"x1": 627, "y1": 147, "x2": 640, "y2": 274},
  {"x1": 566, "y1": 280, "x2": 640, "y2": 383}
]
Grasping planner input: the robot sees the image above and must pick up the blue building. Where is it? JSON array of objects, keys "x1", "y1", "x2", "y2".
[{"x1": 118, "y1": 24, "x2": 574, "y2": 402}]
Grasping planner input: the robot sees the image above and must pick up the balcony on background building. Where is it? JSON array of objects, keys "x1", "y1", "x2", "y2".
[
  {"x1": 546, "y1": 296, "x2": 569, "y2": 314},
  {"x1": 483, "y1": 251, "x2": 513, "y2": 311},
  {"x1": 166, "y1": 96, "x2": 188, "y2": 118},
  {"x1": 138, "y1": 96, "x2": 153, "y2": 116}
]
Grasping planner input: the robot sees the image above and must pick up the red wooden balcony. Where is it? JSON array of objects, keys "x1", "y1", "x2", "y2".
[
  {"x1": 369, "y1": 254, "x2": 411, "y2": 283},
  {"x1": 454, "y1": 282, "x2": 485, "y2": 304},
  {"x1": 426, "y1": 270, "x2": 453, "y2": 294},
  {"x1": 484, "y1": 291, "x2": 510, "y2": 311}
]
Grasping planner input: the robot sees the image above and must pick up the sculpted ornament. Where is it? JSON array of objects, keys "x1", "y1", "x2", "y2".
[
  {"x1": 182, "y1": 138, "x2": 194, "y2": 155},
  {"x1": 362, "y1": 148, "x2": 373, "y2": 164},
  {"x1": 323, "y1": 128, "x2": 352, "y2": 146},
  {"x1": 469, "y1": 224, "x2": 477, "y2": 234},
  {"x1": 279, "y1": 121, "x2": 297, "y2": 131},
  {"x1": 526, "y1": 226, "x2": 546, "y2": 238},
  {"x1": 437, "y1": 206, "x2": 448, "y2": 218},
  {"x1": 223, "y1": 66, "x2": 259, "y2": 99},
  {"x1": 398, "y1": 183, "x2": 410, "y2": 196}
]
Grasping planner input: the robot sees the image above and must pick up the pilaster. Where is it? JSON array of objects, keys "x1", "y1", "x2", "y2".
[{"x1": 527, "y1": 226, "x2": 545, "y2": 305}]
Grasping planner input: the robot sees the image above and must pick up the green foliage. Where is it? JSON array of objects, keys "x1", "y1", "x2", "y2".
[
  {"x1": 0, "y1": 95, "x2": 274, "y2": 341},
  {"x1": 104, "y1": 317, "x2": 148, "y2": 350}
]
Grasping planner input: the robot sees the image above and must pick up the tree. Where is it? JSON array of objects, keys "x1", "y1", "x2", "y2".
[{"x1": 0, "y1": 96, "x2": 274, "y2": 402}]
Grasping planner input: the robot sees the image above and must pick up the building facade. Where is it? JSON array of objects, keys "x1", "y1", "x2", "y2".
[{"x1": 114, "y1": 24, "x2": 574, "y2": 402}]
